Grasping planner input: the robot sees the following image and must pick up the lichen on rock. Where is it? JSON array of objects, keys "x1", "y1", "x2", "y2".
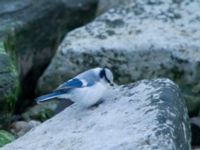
[
  {"x1": 0, "y1": 78, "x2": 191, "y2": 150},
  {"x1": 38, "y1": 0, "x2": 200, "y2": 116},
  {"x1": 2, "y1": 0, "x2": 98, "y2": 113}
]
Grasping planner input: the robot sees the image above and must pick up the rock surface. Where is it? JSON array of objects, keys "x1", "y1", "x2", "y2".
[
  {"x1": 10, "y1": 120, "x2": 41, "y2": 137},
  {"x1": 21, "y1": 101, "x2": 58, "y2": 121},
  {"x1": 1, "y1": 79, "x2": 191, "y2": 150},
  {"x1": 2, "y1": 0, "x2": 98, "y2": 113},
  {"x1": 0, "y1": 42, "x2": 19, "y2": 128},
  {"x1": 96, "y1": 0, "x2": 133, "y2": 15},
  {"x1": 38, "y1": 0, "x2": 200, "y2": 116}
]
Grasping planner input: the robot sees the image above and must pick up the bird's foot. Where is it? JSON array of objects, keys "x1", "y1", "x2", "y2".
[{"x1": 90, "y1": 100, "x2": 104, "y2": 108}]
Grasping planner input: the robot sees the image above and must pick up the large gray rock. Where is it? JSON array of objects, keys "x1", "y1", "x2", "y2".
[
  {"x1": 38, "y1": 0, "x2": 200, "y2": 115},
  {"x1": 2, "y1": 0, "x2": 98, "y2": 113},
  {"x1": 0, "y1": 42, "x2": 19, "y2": 128},
  {"x1": 1, "y1": 79, "x2": 191, "y2": 150}
]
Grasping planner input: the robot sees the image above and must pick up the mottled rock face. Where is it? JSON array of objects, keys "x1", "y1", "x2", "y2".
[
  {"x1": 1, "y1": 79, "x2": 191, "y2": 150},
  {"x1": 38, "y1": 0, "x2": 200, "y2": 115},
  {"x1": 2, "y1": 0, "x2": 98, "y2": 113},
  {"x1": 96, "y1": 0, "x2": 133, "y2": 15}
]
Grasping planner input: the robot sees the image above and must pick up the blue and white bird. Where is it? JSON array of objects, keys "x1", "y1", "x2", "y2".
[{"x1": 35, "y1": 67, "x2": 115, "y2": 107}]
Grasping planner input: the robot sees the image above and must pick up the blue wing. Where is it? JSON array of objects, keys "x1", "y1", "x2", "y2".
[{"x1": 56, "y1": 78, "x2": 84, "y2": 90}]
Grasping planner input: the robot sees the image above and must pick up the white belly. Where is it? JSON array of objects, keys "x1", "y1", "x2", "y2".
[{"x1": 70, "y1": 82, "x2": 108, "y2": 107}]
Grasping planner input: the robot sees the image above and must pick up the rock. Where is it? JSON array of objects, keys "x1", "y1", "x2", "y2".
[
  {"x1": 21, "y1": 101, "x2": 58, "y2": 122},
  {"x1": 38, "y1": 0, "x2": 200, "y2": 116},
  {"x1": 190, "y1": 117, "x2": 200, "y2": 146},
  {"x1": 2, "y1": 0, "x2": 98, "y2": 113},
  {"x1": 96, "y1": 0, "x2": 133, "y2": 15},
  {"x1": 10, "y1": 120, "x2": 41, "y2": 137},
  {"x1": 0, "y1": 42, "x2": 19, "y2": 128},
  {"x1": 0, "y1": 130, "x2": 15, "y2": 148},
  {"x1": 21, "y1": 99, "x2": 73, "y2": 121},
  {"x1": 1, "y1": 79, "x2": 191, "y2": 150}
]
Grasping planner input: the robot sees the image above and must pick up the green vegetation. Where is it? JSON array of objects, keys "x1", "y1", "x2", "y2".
[
  {"x1": 22, "y1": 102, "x2": 58, "y2": 121},
  {"x1": 0, "y1": 130, "x2": 15, "y2": 147},
  {"x1": 0, "y1": 42, "x2": 6, "y2": 54},
  {"x1": 3, "y1": 31, "x2": 17, "y2": 67},
  {"x1": 0, "y1": 41, "x2": 19, "y2": 128}
]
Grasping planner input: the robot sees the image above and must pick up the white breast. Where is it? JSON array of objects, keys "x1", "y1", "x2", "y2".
[{"x1": 71, "y1": 82, "x2": 108, "y2": 107}]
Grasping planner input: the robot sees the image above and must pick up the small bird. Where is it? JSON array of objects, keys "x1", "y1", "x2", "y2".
[{"x1": 35, "y1": 67, "x2": 115, "y2": 107}]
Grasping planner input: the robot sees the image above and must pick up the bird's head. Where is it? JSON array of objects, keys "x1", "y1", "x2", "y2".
[{"x1": 99, "y1": 68, "x2": 114, "y2": 86}]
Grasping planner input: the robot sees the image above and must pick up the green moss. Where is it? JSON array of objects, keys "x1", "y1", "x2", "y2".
[
  {"x1": 0, "y1": 55, "x2": 17, "y2": 74},
  {"x1": 22, "y1": 101, "x2": 57, "y2": 121},
  {"x1": 0, "y1": 42, "x2": 6, "y2": 54},
  {"x1": 0, "y1": 42, "x2": 19, "y2": 127},
  {"x1": 5, "y1": 78, "x2": 20, "y2": 110},
  {"x1": 0, "y1": 83, "x2": 19, "y2": 128},
  {"x1": 0, "y1": 40, "x2": 17, "y2": 74},
  {"x1": 0, "y1": 130, "x2": 15, "y2": 147},
  {"x1": 3, "y1": 31, "x2": 18, "y2": 68},
  {"x1": 1, "y1": 78, "x2": 20, "y2": 126}
]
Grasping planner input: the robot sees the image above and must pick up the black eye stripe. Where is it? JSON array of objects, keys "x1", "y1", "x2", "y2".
[
  {"x1": 99, "y1": 68, "x2": 110, "y2": 83},
  {"x1": 100, "y1": 69, "x2": 106, "y2": 78}
]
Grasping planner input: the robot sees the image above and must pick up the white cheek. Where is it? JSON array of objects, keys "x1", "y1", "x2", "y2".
[{"x1": 80, "y1": 79, "x2": 88, "y2": 86}]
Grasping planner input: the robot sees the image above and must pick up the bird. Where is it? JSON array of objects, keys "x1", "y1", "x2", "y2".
[{"x1": 35, "y1": 67, "x2": 115, "y2": 107}]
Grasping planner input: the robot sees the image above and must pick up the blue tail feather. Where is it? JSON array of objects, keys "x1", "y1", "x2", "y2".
[{"x1": 35, "y1": 92, "x2": 61, "y2": 104}]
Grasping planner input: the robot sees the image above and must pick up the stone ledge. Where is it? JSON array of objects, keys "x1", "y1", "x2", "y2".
[{"x1": 1, "y1": 78, "x2": 191, "y2": 150}]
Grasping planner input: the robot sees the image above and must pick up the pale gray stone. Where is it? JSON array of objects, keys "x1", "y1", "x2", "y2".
[
  {"x1": 1, "y1": 79, "x2": 191, "y2": 150},
  {"x1": 38, "y1": 0, "x2": 200, "y2": 115}
]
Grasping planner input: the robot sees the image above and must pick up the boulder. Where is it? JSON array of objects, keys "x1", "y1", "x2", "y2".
[
  {"x1": 21, "y1": 101, "x2": 58, "y2": 121},
  {"x1": 10, "y1": 120, "x2": 41, "y2": 137},
  {"x1": 0, "y1": 42, "x2": 19, "y2": 128},
  {"x1": 1, "y1": 79, "x2": 191, "y2": 150},
  {"x1": 2, "y1": 0, "x2": 98, "y2": 113},
  {"x1": 38, "y1": 0, "x2": 200, "y2": 116}
]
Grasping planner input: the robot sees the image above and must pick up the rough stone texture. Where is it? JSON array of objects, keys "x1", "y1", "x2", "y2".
[
  {"x1": 38, "y1": 0, "x2": 200, "y2": 116},
  {"x1": 2, "y1": 0, "x2": 98, "y2": 113},
  {"x1": 0, "y1": 42, "x2": 19, "y2": 128},
  {"x1": 10, "y1": 120, "x2": 41, "y2": 137},
  {"x1": 96, "y1": 0, "x2": 133, "y2": 15},
  {"x1": 1, "y1": 79, "x2": 191, "y2": 150}
]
